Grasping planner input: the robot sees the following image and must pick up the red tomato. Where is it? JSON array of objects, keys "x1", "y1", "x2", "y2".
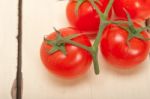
[
  {"x1": 40, "y1": 27, "x2": 92, "y2": 78},
  {"x1": 66, "y1": 0, "x2": 112, "y2": 33},
  {"x1": 100, "y1": 24, "x2": 150, "y2": 68},
  {"x1": 113, "y1": 0, "x2": 150, "y2": 20}
]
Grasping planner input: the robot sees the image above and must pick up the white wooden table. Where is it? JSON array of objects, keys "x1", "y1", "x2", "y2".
[{"x1": 0, "y1": 0, "x2": 150, "y2": 99}]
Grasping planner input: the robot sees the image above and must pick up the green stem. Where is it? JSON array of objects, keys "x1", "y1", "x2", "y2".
[
  {"x1": 62, "y1": 39, "x2": 93, "y2": 52},
  {"x1": 89, "y1": 0, "x2": 114, "y2": 49},
  {"x1": 89, "y1": 0, "x2": 105, "y2": 20},
  {"x1": 89, "y1": 0, "x2": 114, "y2": 74},
  {"x1": 109, "y1": 20, "x2": 128, "y2": 25},
  {"x1": 91, "y1": 23, "x2": 107, "y2": 75},
  {"x1": 104, "y1": 0, "x2": 114, "y2": 18},
  {"x1": 92, "y1": 52, "x2": 100, "y2": 74},
  {"x1": 93, "y1": 23, "x2": 107, "y2": 51}
]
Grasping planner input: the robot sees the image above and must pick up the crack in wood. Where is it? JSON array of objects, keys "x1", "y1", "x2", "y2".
[{"x1": 14, "y1": 0, "x2": 23, "y2": 99}]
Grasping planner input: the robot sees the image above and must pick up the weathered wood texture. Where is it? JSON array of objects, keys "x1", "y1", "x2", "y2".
[
  {"x1": 0, "y1": 0, "x2": 150, "y2": 99},
  {"x1": 0, "y1": 0, "x2": 17, "y2": 99}
]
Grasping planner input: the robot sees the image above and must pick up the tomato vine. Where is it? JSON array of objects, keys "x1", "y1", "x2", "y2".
[{"x1": 43, "y1": 0, "x2": 150, "y2": 75}]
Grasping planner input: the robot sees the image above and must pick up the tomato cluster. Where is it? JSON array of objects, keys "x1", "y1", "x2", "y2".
[{"x1": 40, "y1": 0, "x2": 150, "y2": 78}]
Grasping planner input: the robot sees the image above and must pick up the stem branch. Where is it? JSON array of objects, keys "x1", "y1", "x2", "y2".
[
  {"x1": 104, "y1": 0, "x2": 114, "y2": 17},
  {"x1": 89, "y1": 0, "x2": 105, "y2": 20},
  {"x1": 62, "y1": 39, "x2": 93, "y2": 52},
  {"x1": 93, "y1": 23, "x2": 107, "y2": 50},
  {"x1": 89, "y1": 0, "x2": 114, "y2": 74}
]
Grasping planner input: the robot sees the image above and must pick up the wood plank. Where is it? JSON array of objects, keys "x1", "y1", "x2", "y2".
[{"x1": 0, "y1": 0, "x2": 18, "y2": 99}]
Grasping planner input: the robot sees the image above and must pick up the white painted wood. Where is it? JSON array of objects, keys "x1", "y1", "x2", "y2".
[
  {"x1": 22, "y1": 0, "x2": 150, "y2": 99},
  {"x1": 0, "y1": 0, "x2": 17, "y2": 99}
]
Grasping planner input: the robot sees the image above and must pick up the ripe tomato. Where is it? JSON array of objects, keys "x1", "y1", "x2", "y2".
[
  {"x1": 100, "y1": 24, "x2": 150, "y2": 68},
  {"x1": 113, "y1": 0, "x2": 150, "y2": 20},
  {"x1": 40, "y1": 27, "x2": 92, "y2": 78},
  {"x1": 66, "y1": 0, "x2": 112, "y2": 33}
]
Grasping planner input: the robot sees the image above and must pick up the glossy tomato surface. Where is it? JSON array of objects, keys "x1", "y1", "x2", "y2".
[
  {"x1": 113, "y1": 0, "x2": 150, "y2": 20},
  {"x1": 100, "y1": 24, "x2": 150, "y2": 68},
  {"x1": 66, "y1": 0, "x2": 111, "y2": 32},
  {"x1": 40, "y1": 27, "x2": 92, "y2": 78}
]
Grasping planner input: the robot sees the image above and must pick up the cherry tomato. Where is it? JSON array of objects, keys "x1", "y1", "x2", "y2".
[
  {"x1": 40, "y1": 27, "x2": 92, "y2": 78},
  {"x1": 100, "y1": 24, "x2": 150, "y2": 68},
  {"x1": 66, "y1": 0, "x2": 112, "y2": 33},
  {"x1": 113, "y1": 0, "x2": 150, "y2": 20}
]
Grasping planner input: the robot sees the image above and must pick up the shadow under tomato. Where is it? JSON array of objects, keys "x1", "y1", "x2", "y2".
[
  {"x1": 44, "y1": 69, "x2": 93, "y2": 87},
  {"x1": 101, "y1": 56, "x2": 150, "y2": 76}
]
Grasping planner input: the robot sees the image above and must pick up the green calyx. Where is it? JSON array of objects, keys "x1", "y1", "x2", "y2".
[
  {"x1": 44, "y1": 28, "x2": 81, "y2": 55},
  {"x1": 117, "y1": 10, "x2": 150, "y2": 46}
]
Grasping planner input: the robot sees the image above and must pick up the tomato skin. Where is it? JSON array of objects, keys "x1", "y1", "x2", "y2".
[
  {"x1": 100, "y1": 24, "x2": 150, "y2": 68},
  {"x1": 40, "y1": 27, "x2": 92, "y2": 78},
  {"x1": 113, "y1": 0, "x2": 150, "y2": 20},
  {"x1": 66, "y1": 0, "x2": 111, "y2": 32}
]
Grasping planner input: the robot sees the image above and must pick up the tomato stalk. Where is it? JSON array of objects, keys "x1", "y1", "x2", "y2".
[
  {"x1": 91, "y1": 23, "x2": 107, "y2": 74},
  {"x1": 70, "y1": 0, "x2": 114, "y2": 74},
  {"x1": 89, "y1": 0, "x2": 114, "y2": 74},
  {"x1": 67, "y1": 0, "x2": 114, "y2": 74}
]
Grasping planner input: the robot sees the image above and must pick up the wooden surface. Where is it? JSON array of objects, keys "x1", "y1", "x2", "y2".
[
  {"x1": 0, "y1": 0, "x2": 17, "y2": 99},
  {"x1": 0, "y1": 0, "x2": 150, "y2": 99}
]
